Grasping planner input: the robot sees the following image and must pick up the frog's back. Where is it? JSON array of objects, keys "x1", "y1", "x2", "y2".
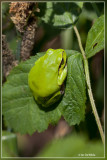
[{"x1": 28, "y1": 51, "x2": 62, "y2": 97}]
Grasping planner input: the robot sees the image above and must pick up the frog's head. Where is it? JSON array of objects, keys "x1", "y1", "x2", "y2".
[
  {"x1": 28, "y1": 49, "x2": 67, "y2": 107},
  {"x1": 46, "y1": 48, "x2": 66, "y2": 71}
]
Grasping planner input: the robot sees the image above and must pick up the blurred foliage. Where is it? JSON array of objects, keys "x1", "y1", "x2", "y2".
[
  {"x1": 2, "y1": 131, "x2": 18, "y2": 157},
  {"x1": 37, "y1": 2, "x2": 83, "y2": 28},
  {"x1": 38, "y1": 134, "x2": 104, "y2": 157},
  {"x1": 2, "y1": 2, "x2": 104, "y2": 57},
  {"x1": 2, "y1": 132, "x2": 104, "y2": 158}
]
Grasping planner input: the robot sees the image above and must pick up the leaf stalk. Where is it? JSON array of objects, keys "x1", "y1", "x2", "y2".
[{"x1": 73, "y1": 25, "x2": 104, "y2": 144}]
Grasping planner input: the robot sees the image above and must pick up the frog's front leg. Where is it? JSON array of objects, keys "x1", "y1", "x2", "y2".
[{"x1": 58, "y1": 65, "x2": 67, "y2": 85}]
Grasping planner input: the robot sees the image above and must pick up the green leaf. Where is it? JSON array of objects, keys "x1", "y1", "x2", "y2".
[
  {"x1": 2, "y1": 52, "x2": 62, "y2": 134},
  {"x1": 61, "y1": 53, "x2": 86, "y2": 125},
  {"x1": 85, "y1": 15, "x2": 104, "y2": 58},
  {"x1": 38, "y1": 134, "x2": 104, "y2": 157},
  {"x1": 39, "y1": 2, "x2": 83, "y2": 28},
  {"x1": 2, "y1": 50, "x2": 86, "y2": 134},
  {"x1": 2, "y1": 131, "x2": 18, "y2": 157}
]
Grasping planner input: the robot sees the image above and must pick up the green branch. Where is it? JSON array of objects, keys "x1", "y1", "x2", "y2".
[{"x1": 73, "y1": 25, "x2": 104, "y2": 144}]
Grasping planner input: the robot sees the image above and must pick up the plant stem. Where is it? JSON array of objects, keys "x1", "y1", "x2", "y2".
[{"x1": 73, "y1": 26, "x2": 104, "y2": 144}]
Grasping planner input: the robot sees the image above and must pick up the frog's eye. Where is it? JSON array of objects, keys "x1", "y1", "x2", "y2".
[
  {"x1": 59, "y1": 55, "x2": 66, "y2": 75},
  {"x1": 59, "y1": 57, "x2": 64, "y2": 69},
  {"x1": 59, "y1": 51, "x2": 65, "y2": 67}
]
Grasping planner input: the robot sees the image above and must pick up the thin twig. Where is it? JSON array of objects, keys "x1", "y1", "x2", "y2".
[{"x1": 73, "y1": 25, "x2": 104, "y2": 144}]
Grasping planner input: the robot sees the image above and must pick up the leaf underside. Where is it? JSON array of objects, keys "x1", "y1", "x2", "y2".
[{"x1": 2, "y1": 50, "x2": 86, "y2": 134}]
